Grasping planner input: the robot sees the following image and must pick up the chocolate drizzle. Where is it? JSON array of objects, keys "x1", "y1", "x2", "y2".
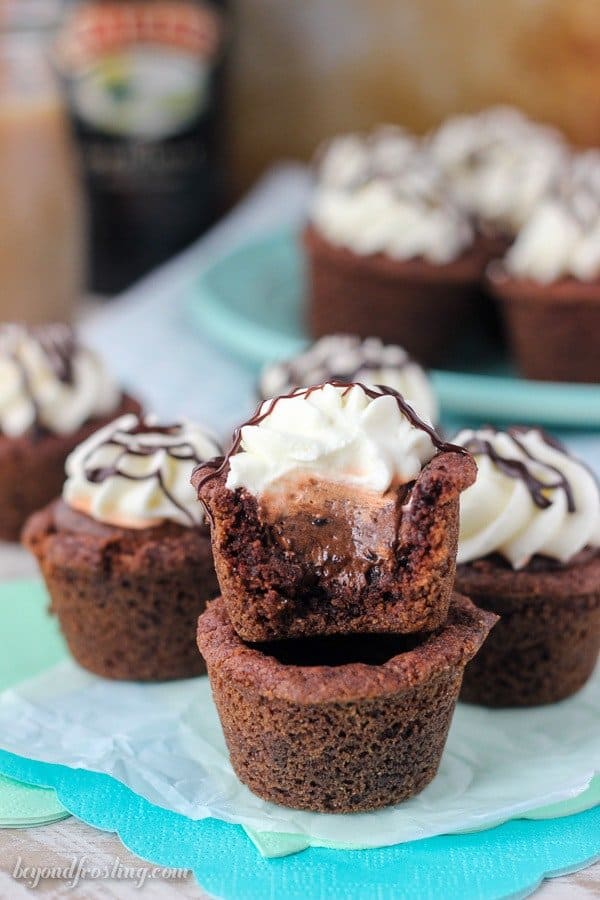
[
  {"x1": 33, "y1": 325, "x2": 76, "y2": 385},
  {"x1": 315, "y1": 131, "x2": 459, "y2": 218},
  {"x1": 194, "y1": 382, "x2": 467, "y2": 508},
  {"x1": 81, "y1": 420, "x2": 215, "y2": 527},
  {"x1": 462, "y1": 426, "x2": 576, "y2": 512}
]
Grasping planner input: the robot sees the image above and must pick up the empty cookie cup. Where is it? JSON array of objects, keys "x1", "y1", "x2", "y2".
[{"x1": 197, "y1": 594, "x2": 497, "y2": 813}]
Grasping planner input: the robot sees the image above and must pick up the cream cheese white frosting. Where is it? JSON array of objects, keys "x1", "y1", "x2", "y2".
[
  {"x1": 429, "y1": 107, "x2": 567, "y2": 235},
  {"x1": 64, "y1": 414, "x2": 222, "y2": 529},
  {"x1": 456, "y1": 427, "x2": 600, "y2": 569},
  {"x1": 505, "y1": 152, "x2": 600, "y2": 283},
  {"x1": 226, "y1": 382, "x2": 440, "y2": 496},
  {"x1": 258, "y1": 335, "x2": 438, "y2": 424},
  {"x1": 311, "y1": 128, "x2": 474, "y2": 264},
  {"x1": 0, "y1": 323, "x2": 121, "y2": 438}
]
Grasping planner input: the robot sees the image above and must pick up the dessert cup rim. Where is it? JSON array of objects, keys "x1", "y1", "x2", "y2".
[
  {"x1": 21, "y1": 499, "x2": 211, "y2": 578},
  {"x1": 486, "y1": 262, "x2": 600, "y2": 301},
  {"x1": 302, "y1": 222, "x2": 486, "y2": 283},
  {"x1": 193, "y1": 445, "x2": 476, "y2": 505},
  {"x1": 197, "y1": 593, "x2": 497, "y2": 704},
  {"x1": 456, "y1": 548, "x2": 600, "y2": 605}
]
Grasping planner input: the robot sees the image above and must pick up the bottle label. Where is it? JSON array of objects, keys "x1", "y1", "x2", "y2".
[{"x1": 56, "y1": 1, "x2": 224, "y2": 141}]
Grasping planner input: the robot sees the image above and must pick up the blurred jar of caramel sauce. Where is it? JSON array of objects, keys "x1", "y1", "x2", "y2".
[
  {"x1": 0, "y1": 13, "x2": 83, "y2": 323},
  {"x1": 229, "y1": 0, "x2": 600, "y2": 192}
]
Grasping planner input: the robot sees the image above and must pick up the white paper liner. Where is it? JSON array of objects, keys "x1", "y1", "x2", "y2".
[{"x1": 0, "y1": 661, "x2": 597, "y2": 848}]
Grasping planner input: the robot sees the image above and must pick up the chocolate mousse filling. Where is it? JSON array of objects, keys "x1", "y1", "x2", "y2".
[{"x1": 258, "y1": 475, "x2": 414, "y2": 596}]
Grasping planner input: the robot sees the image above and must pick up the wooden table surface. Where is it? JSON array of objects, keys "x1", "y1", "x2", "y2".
[{"x1": 1, "y1": 545, "x2": 598, "y2": 899}]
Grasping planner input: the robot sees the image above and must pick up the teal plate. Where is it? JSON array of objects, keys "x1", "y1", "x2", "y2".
[{"x1": 187, "y1": 228, "x2": 600, "y2": 428}]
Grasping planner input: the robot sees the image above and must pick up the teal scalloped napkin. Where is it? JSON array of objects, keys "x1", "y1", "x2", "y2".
[
  {"x1": 0, "y1": 749, "x2": 598, "y2": 900},
  {"x1": 0, "y1": 579, "x2": 598, "y2": 859}
]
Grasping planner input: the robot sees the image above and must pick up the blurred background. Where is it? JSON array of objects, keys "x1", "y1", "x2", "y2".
[
  {"x1": 4, "y1": 0, "x2": 600, "y2": 312},
  {"x1": 231, "y1": 0, "x2": 600, "y2": 190}
]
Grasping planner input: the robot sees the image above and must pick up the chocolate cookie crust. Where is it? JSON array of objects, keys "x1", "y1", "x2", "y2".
[
  {"x1": 304, "y1": 224, "x2": 491, "y2": 367},
  {"x1": 0, "y1": 393, "x2": 141, "y2": 543},
  {"x1": 457, "y1": 549, "x2": 600, "y2": 707},
  {"x1": 197, "y1": 594, "x2": 497, "y2": 813},
  {"x1": 23, "y1": 499, "x2": 219, "y2": 681},
  {"x1": 194, "y1": 450, "x2": 476, "y2": 641}
]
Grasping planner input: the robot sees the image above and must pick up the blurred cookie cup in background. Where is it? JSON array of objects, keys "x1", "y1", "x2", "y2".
[
  {"x1": 258, "y1": 333, "x2": 438, "y2": 424},
  {"x1": 429, "y1": 107, "x2": 567, "y2": 254},
  {"x1": 303, "y1": 128, "x2": 491, "y2": 366},
  {"x1": 0, "y1": 323, "x2": 139, "y2": 542},
  {"x1": 488, "y1": 152, "x2": 600, "y2": 383}
]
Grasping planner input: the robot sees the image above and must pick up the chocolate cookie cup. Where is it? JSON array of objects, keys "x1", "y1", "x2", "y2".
[
  {"x1": 488, "y1": 267, "x2": 600, "y2": 383},
  {"x1": 194, "y1": 383, "x2": 476, "y2": 642},
  {"x1": 454, "y1": 426, "x2": 600, "y2": 706},
  {"x1": 457, "y1": 550, "x2": 600, "y2": 707},
  {"x1": 197, "y1": 594, "x2": 497, "y2": 813},
  {"x1": 24, "y1": 501, "x2": 219, "y2": 680},
  {"x1": 0, "y1": 393, "x2": 140, "y2": 543},
  {"x1": 305, "y1": 224, "x2": 489, "y2": 368},
  {"x1": 23, "y1": 415, "x2": 222, "y2": 681},
  {"x1": 0, "y1": 323, "x2": 140, "y2": 542}
]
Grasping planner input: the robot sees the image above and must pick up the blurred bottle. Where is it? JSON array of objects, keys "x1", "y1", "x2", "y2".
[
  {"x1": 0, "y1": 1, "x2": 84, "y2": 323},
  {"x1": 55, "y1": 0, "x2": 229, "y2": 295}
]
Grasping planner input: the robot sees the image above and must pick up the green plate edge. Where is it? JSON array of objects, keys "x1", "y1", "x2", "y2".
[
  {"x1": 187, "y1": 227, "x2": 600, "y2": 427},
  {"x1": 0, "y1": 579, "x2": 70, "y2": 827}
]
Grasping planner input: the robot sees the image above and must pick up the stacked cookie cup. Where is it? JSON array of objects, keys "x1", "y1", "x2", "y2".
[{"x1": 194, "y1": 382, "x2": 497, "y2": 813}]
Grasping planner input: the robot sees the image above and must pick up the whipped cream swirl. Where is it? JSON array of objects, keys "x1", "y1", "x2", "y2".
[
  {"x1": 456, "y1": 427, "x2": 600, "y2": 569},
  {"x1": 316, "y1": 126, "x2": 420, "y2": 188},
  {"x1": 429, "y1": 106, "x2": 567, "y2": 235},
  {"x1": 259, "y1": 334, "x2": 438, "y2": 424},
  {"x1": 505, "y1": 151, "x2": 600, "y2": 283},
  {"x1": 64, "y1": 414, "x2": 222, "y2": 529},
  {"x1": 311, "y1": 128, "x2": 473, "y2": 264},
  {"x1": 225, "y1": 382, "x2": 445, "y2": 497},
  {"x1": 0, "y1": 323, "x2": 121, "y2": 438}
]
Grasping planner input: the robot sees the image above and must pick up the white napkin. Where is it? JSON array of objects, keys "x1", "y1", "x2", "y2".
[{"x1": 0, "y1": 659, "x2": 597, "y2": 849}]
